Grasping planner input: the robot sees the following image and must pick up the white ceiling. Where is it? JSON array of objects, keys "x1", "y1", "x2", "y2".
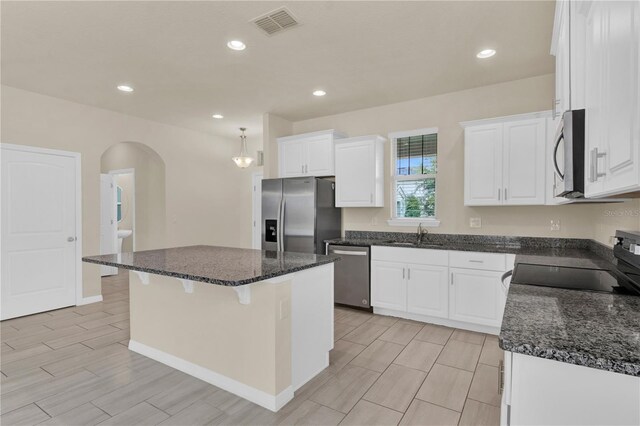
[{"x1": 1, "y1": 1, "x2": 555, "y2": 138}]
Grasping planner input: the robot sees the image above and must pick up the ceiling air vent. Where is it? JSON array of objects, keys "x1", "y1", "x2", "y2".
[{"x1": 252, "y1": 7, "x2": 299, "y2": 36}]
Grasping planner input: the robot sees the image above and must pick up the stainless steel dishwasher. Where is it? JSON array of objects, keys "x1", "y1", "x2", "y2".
[{"x1": 327, "y1": 244, "x2": 371, "y2": 309}]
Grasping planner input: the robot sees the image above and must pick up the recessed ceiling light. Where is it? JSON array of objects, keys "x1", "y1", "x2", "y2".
[
  {"x1": 117, "y1": 85, "x2": 134, "y2": 92},
  {"x1": 313, "y1": 90, "x2": 326, "y2": 97},
  {"x1": 476, "y1": 49, "x2": 496, "y2": 59},
  {"x1": 227, "y1": 40, "x2": 246, "y2": 51},
  {"x1": 212, "y1": 114, "x2": 224, "y2": 119}
]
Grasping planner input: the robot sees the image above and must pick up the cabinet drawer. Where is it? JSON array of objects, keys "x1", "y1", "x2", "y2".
[
  {"x1": 371, "y1": 246, "x2": 448, "y2": 266},
  {"x1": 449, "y1": 251, "x2": 506, "y2": 271}
]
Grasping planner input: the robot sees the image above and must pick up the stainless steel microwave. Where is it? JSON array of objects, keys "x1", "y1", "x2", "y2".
[{"x1": 553, "y1": 109, "x2": 586, "y2": 198}]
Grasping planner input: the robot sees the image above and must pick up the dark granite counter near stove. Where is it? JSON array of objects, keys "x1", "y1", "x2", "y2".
[
  {"x1": 83, "y1": 245, "x2": 339, "y2": 286},
  {"x1": 500, "y1": 251, "x2": 640, "y2": 377}
]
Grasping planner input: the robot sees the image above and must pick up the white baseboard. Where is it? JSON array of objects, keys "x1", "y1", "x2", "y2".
[
  {"x1": 76, "y1": 295, "x2": 103, "y2": 306},
  {"x1": 373, "y1": 308, "x2": 500, "y2": 335},
  {"x1": 128, "y1": 340, "x2": 294, "y2": 412}
]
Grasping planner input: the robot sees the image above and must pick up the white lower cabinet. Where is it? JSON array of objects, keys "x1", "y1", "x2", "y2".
[
  {"x1": 406, "y1": 264, "x2": 449, "y2": 319},
  {"x1": 371, "y1": 247, "x2": 509, "y2": 333},
  {"x1": 371, "y1": 260, "x2": 407, "y2": 311},
  {"x1": 449, "y1": 268, "x2": 503, "y2": 327},
  {"x1": 502, "y1": 352, "x2": 640, "y2": 426}
]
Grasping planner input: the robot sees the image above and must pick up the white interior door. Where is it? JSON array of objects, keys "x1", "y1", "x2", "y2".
[
  {"x1": 252, "y1": 172, "x2": 263, "y2": 249},
  {"x1": 100, "y1": 174, "x2": 118, "y2": 276},
  {"x1": 1, "y1": 145, "x2": 78, "y2": 319}
]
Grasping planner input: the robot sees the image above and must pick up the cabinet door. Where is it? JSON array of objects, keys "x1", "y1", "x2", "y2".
[
  {"x1": 449, "y1": 268, "x2": 503, "y2": 327},
  {"x1": 554, "y1": 0, "x2": 571, "y2": 116},
  {"x1": 335, "y1": 141, "x2": 374, "y2": 207},
  {"x1": 406, "y1": 264, "x2": 448, "y2": 319},
  {"x1": 584, "y1": 1, "x2": 606, "y2": 196},
  {"x1": 585, "y1": 1, "x2": 640, "y2": 197},
  {"x1": 305, "y1": 136, "x2": 334, "y2": 176},
  {"x1": 600, "y1": 1, "x2": 640, "y2": 195},
  {"x1": 371, "y1": 260, "x2": 406, "y2": 311},
  {"x1": 280, "y1": 140, "x2": 306, "y2": 177},
  {"x1": 502, "y1": 118, "x2": 546, "y2": 205},
  {"x1": 464, "y1": 124, "x2": 503, "y2": 205}
]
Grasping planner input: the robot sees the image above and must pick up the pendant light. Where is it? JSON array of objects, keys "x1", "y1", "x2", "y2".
[{"x1": 232, "y1": 127, "x2": 254, "y2": 168}]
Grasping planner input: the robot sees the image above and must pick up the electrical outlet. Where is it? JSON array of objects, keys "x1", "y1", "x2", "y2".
[
  {"x1": 550, "y1": 219, "x2": 561, "y2": 231},
  {"x1": 470, "y1": 217, "x2": 482, "y2": 228}
]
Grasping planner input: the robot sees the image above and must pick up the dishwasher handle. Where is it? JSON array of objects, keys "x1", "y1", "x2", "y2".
[{"x1": 330, "y1": 249, "x2": 368, "y2": 256}]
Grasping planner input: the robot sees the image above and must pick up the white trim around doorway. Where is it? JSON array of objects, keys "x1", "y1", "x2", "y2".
[{"x1": 108, "y1": 167, "x2": 136, "y2": 251}]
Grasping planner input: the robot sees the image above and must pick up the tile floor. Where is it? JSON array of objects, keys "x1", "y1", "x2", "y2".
[{"x1": 0, "y1": 271, "x2": 502, "y2": 425}]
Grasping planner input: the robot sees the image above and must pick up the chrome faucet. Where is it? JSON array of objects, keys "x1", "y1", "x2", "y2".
[{"x1": 417, "y1": 223, "x2": 429, "y2": 244}]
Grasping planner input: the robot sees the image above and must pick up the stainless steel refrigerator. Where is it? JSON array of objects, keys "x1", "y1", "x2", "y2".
[{"x1": 262, "y1": 177, "x2": 341, "y2": 254}]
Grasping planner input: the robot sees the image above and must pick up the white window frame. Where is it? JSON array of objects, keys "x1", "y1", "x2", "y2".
[{"x1": 387, "y1": 127, "x2": 441, "y2": 227}]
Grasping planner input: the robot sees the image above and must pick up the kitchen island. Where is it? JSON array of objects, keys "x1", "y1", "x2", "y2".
[{"x1": 83, "y1": 245, "x2": 338, "y2": 412}]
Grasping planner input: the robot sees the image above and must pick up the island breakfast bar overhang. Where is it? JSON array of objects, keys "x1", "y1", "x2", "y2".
[{"x1": 83, "y1": 246, "x2": 338, "y2": 412}]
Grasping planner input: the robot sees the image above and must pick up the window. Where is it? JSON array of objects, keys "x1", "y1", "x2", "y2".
[{"x1": 389, "y1": 128, "x2": 439, "y2": 225}]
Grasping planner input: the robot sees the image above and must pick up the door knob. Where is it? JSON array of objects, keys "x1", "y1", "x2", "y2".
[{"x1": 67, "y1": 237, "x2": 76, "y2": 242}]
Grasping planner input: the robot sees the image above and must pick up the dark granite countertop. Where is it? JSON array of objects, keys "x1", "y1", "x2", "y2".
[
  {"x1": 500, "y1": 283, "x2": 640, "y2": 376},
  {"x1": 83, "y1": 245, "x2": 339, "y2": 286},
  {"x1": 500, "y1": 252, "x2": 640, "y2": 377},
  {"x1": 326, "y1": 237, "x2": 602, "y2": 257}
]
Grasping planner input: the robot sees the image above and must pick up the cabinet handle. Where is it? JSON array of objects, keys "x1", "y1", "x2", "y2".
[
  {"x1": 498, "y1": 188, "x2": 501, "y2": 201},
  {"x1": 408, "y1": 268, "x2": 411, "y2": 280},
  {"x1": 305, "y1": 164, "x2": 308, "y2": 173},
  {"x1": 552, "y1": 99, "x2": 561, "y2": 119},
  {"x1": 504, "y1": 188, "x2": 507, "y2": 200},
  {"x1": 450, "y1": 272, "x2": 454, "y2": 285},
  {"x1": 498, "y1": 360, "x2": 504, "y2": 394},
  {"x1": 301, "y1": 164, "x2": 304, "y2": 174},
  {"x1": 469, "y1": 260, "x2": 484, "y2": 263},
  {"x1": 403, "y1": 268, "x2": 405, "y2": 279},
  {"x1": 589, "y1": 148, "x2": 606, "y2": 182}
]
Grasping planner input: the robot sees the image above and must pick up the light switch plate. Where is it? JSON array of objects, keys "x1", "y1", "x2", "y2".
[{"x1": 470, "y1": 217, "x2": 482, "y2": 228}]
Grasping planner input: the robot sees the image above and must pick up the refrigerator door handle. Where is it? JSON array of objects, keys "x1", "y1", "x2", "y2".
[
  {"x1": 278, "y1": 198, "x2": 286, "y2": 252},
  {"x1": 276, "y1": 197, "x2": 282, "y2": 251}
]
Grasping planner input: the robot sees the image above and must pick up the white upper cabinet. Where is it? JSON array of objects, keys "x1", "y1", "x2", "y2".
[
  {"x1": 334, "y1": 135, "x2": 385, "y2": 207},
  {"x1": 551, "y1": 0, "x2": 571, "y2": 118},
  {"x1": 277, "y1": 130, "x2": 346, "y2": 178},
  {"x1": 464, "y1": 124, "x2": 503, "y2": 206},
  {"x1": 462, "y1": 113, "x2": 549, "y2": 206},
  {"x1": 502, "y1": 118, "x2": 547, "y2": 205},
  {"x1": 551, "y1": 1, "x2": 587, "y2": 114},
  {"x1": 582, "y1": 0, "x2": 640, "y2": 198}
]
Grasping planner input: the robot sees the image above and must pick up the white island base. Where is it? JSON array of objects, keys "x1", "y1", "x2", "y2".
[{"x1": 127, "y1": 263, "x2": 334, "y2": 412}]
